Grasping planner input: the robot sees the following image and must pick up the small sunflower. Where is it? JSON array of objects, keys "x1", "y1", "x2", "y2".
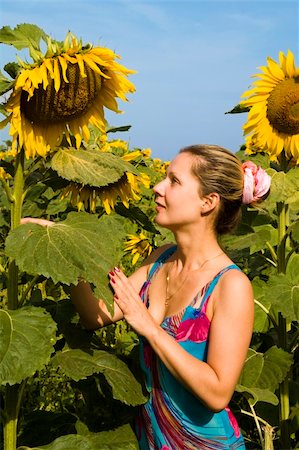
[
  {"x1": 124, "y1": 232, "x2": 153, "y2": 265},
  {"x1": 1, "y1": 29, "x2": 135, "y2": 159},
  {"x1": 152, "y1": 158, "x2": 170, "y2": 175},
  {"x1": 240, "y1": 50, "x2": 299, "y2": 163},
  {"x1": 0, "y1": 167, "x2": 11, "y2": 180}
]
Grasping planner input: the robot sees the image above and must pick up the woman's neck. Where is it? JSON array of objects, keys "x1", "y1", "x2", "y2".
[{"x1": 172, "y1": 227, "x2": 222, "y2": 271}]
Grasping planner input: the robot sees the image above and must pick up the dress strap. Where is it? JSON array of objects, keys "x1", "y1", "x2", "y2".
[
  {"x1": 147, "y1": 245, "x2": 177, "y2": 281},
  {"x1": 199, "y1": 264, "x2": 240, "y2": 310}
]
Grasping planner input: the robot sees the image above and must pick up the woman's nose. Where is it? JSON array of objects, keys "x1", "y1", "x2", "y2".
[{"x1": 153, "y1": 179, "x2": 164, "y2": 195}]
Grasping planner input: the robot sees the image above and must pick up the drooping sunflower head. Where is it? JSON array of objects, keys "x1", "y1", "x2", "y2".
[
  {"x1": 0, "y1": 25, "x2": 136, "y2": 159},
  {"x1": 62, "y1": 170, "x2": 150, "y2": 215},
  {"x1": 240, "y1": 50, "x2": 299, "y2": 164}
]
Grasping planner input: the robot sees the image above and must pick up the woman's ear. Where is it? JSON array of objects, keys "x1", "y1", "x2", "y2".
[{"x1": 201, "y1": 193, "x2": 220, "y2": 214}]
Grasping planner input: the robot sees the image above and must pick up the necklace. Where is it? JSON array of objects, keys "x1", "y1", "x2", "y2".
[{"x1": 165, "y1": 251, "x2": 224, "y2": 307}]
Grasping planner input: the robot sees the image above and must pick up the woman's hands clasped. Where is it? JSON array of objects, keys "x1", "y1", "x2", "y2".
[{"x1": 109, "y1": 268, "x2": 158, "y2": 338}]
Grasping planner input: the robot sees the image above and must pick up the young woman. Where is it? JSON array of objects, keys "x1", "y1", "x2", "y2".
[
  {"x1": 22, "y1": 145, "x2": 270, "y2": 449},
  {"x1": 70, "y1": 145, "x2": 271, "y2": 449}
]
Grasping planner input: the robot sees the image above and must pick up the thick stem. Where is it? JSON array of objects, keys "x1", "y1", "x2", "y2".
[
  {"x1": 276, "y1": 200, "x2": 291, "y2": 449},
  {"x1": 11, "y1": 150, "x2": 25, "y2": 230},
  {"x1": 4, "y1": 150, "x2": 25, "y2": 450},
  {"x1": 3, "y1": 384, "x2": 25, "y2": 450},
  {"x1": 7, "y1": 151, "x2": 25, "y2": 311}
]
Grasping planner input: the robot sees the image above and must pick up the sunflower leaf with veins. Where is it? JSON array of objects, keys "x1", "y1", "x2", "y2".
[
  {"x1": 0, "y1": 23, "x2": 47, "y2": 51},
  {"x1": 5, "y1": 212, "x2": 126, "y2": 312},
  {"x1": 51, "y1": 148, "x2": 139, "y2": 187}
]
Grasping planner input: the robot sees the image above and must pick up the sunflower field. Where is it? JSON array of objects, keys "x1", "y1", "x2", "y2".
[{"x1": 0, "y1": 24, "x2": 298, "y2": 450}]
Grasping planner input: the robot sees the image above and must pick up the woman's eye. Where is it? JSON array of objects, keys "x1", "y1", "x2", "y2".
[{"x1": 170, "y1": 177, "x2": 179, "y2": 184}]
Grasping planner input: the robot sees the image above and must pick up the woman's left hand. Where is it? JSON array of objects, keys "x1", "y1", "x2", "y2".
[{"x1": 109, "y1": 268, "x2": 158, "y2": 337}]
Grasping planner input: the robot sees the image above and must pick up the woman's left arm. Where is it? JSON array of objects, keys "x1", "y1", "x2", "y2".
[{"x1": 110, "y1": 268, "x2": 254, "y2": 412}]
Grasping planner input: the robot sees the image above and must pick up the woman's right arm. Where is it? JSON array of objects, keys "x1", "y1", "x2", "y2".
[
  {"x1": 70, "y1": 265, "x2": 148, "y2": 330},
  {"x1": 71, "y1": 244, "x2": 173, "y2": 330},
  {"x1": 70, "y1": 245, "x2": 171, "y2": 330}
]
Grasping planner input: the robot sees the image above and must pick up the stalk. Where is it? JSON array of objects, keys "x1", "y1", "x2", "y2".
[
  {"x1": 4, "y1": 150, "x2": 25, "y2": 450},
  {"x1": 3, "y1": 383, "x2": 25, "y2": 450},
  {"x1": 276, "y1": 200, "x2": 290, "y2": 449}
]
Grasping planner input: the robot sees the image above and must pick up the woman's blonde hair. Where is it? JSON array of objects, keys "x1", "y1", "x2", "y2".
[{"x1": 179, "y1": 144, "x2": 244, "y2": 235}]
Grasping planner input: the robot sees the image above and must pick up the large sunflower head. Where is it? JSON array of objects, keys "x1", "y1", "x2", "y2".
[
  {"x1": 0, "y1": 26, "x2": 136, "y2": 159},
  {"x1": 240, "y1": 50, "x2": 299, "y2": 164}
]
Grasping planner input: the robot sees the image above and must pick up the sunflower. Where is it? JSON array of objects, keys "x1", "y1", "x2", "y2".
[
  {"x1": 0, "y1": 30, "x2": 135, "y2": 159},
  {"x1": 124, "y1": 232, "x2": 153, "y2": 265},
  {"x1": 240, "y1": 50, "x2": 299, "y2": 163},
  {"x1": 62, "y1": 171, "x2": 150, "y2": 214},
  {"x1": 152, "y1": 158, "x2": 170, "y2": 175}
]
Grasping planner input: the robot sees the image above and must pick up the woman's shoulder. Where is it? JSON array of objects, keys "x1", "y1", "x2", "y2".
[{"x1": 215, "y1": 265, "x2": 254, "y2": 308}]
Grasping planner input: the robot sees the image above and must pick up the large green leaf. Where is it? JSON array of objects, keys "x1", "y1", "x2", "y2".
[
  {"x1": 0, "y1": 23, "x2": 47, "y2": 50},
  {"x1": 0, "y1": 306, "x2": 57, "y2": 385},
  {"x1": 236, "y1": 385, "x2": 278, "y2": 406},
  {"x1": 262, "y1": 168, "x2": 299, "y2": 211},
  {"x1": 263, "y1": 255, "x2": 299, "y2": 322},
  {"x1": 252, "y1": 277, "x2": 273, "y2": 333},
  {"x1": 237, "y1": 346, "x2": 293, "y2": 406},
  {"x1": 17, "y1": 424, "x2": 138, "y2": 449},
  {"x1": 51, "y1": 149, "x2": 138, "y2": 187},
  {"x1": 5, "y1": 212, "x2": 126, "y2": 308},
  {"x1": 222, "y1": 224, "x2": 276, "y2": 255},
  {"x1": 51, "y1": 348, "x2": 147, "y2": 406}
]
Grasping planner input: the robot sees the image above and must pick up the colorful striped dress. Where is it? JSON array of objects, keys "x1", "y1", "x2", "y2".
[{"x1": 136, "y1": 246, "x2": 246, "y2": 450}]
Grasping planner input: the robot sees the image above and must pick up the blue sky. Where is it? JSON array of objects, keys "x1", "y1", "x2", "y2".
[{"x1": 0, "y1": 0, "x2": 298, "y2": 160}]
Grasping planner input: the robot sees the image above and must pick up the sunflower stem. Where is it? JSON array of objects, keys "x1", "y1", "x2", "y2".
[
  {"x1": 3, "y1": 383, "x2": 25, "y2": 450},
  {"x1": 5, "y1": 150, "x2": 25, "y2": 450},
  {"x1": 276, "y1": 200, "x2": 291, "y2": 449},
  {"x1": 7, "y1": 151, "x2": 24, "y2": 311}
]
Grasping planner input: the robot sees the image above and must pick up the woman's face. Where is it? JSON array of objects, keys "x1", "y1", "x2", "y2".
[{"x1": 153, "y1": 152, "x2": 205, "y2": 230}]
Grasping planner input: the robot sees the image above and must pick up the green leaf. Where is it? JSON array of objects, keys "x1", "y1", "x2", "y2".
[
  {"x1": 51, "y1": 348, "x2": 147, "y2": 406},
  {"x1": 3, "y1": 62, "x2": 20, "y2": 79},
  {"x1": 0, "y1": 23, "x2": 47, "y2": 50},
  {"x1": 290, "y1": 221, "x2": 299, "y2": 243},
  {"x1": 115, "y1": 203, "x2": 158, "y2": 234},
  {"x1": 17, "y1": 424, "x2": 139, "y2": 449},
  {"x1": 0, "y1": 306, "x2": 57, "y2": 386},
  {"x1": 222, "y1": 224, "x2": 276, "y2": 255},
  {"x1": 107, "y1": 125, "x2": 132, "y2": 133},
  {"x1": 236, "y1": 385, "x2": 278, "y2": 406},
  {"x1": 0, "y1": 69, "x2": 15, "y2": 95},
  {"x1": 237, "y1": 346, "x2": 293, "y2": 405},
  {"x1": 267, "y1": 169, "x2": 299, "y2": 204},
  {"x1": 51, "y1": 149, "x2": 138, "y2": 187},
  {"x1": 252, "y1": 277, "x2": 273, "y2": 332},
  {"x1": 225, "y1": 103, "x2": 250, "y2": 114},
  {"x1": 264, "y1": 255, "x2": 299, "y2": 322},
  {"x1": 5, "y1": 212, "x2": 127, "y2": 309}
]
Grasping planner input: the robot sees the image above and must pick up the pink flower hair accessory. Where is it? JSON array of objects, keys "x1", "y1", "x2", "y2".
[{"x1": 242, "y1": 161, "x2": 271, "y2": 205}]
